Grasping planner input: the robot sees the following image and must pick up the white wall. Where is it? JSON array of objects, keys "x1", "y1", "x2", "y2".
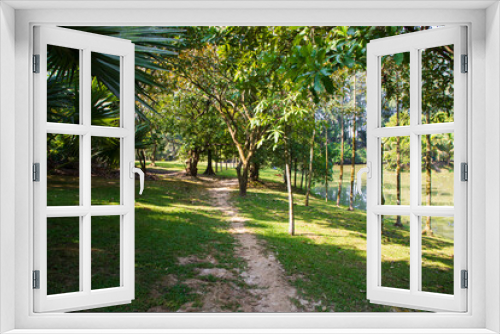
[
  {"x1": 486, "y1": 2, "x2": 500, "y2": 333},
  {"x1": 0, "y1": 2, "x2": 16, "y2": 333}
]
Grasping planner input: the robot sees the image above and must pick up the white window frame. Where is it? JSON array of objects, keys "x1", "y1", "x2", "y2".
[
  {"x1": 366, "y1": 26, "x2": 468, "y2": 312},
  {"x1": 0, "y1": 1, "x2": 498, "y2": 333},
  {"x1": 33, "y1": 26, "x2": 136, "y2": 313}
]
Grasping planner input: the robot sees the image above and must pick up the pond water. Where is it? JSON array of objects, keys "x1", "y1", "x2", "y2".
[{"x1": 312, "y1": 182, "x2": 454, "y2": 240}]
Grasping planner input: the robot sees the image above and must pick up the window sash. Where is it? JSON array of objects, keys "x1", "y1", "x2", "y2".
[
  {"x1": 366, "y1": 26, "x2": 467, "y2": 312},
  {"x1": 33, "y1": 25, "x2": 136, "y2": 313}
]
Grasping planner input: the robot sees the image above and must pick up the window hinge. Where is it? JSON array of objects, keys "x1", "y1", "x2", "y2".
[
  {"x1": 461, "y1": 270, "x2": 468, "y2": 289},
  {"x1": 33, "y1": 270, "x2": 40, "y2": 289},
  {"x1": 33, "y1": 54, "x2": 40, "y2": 73},
  {"x1": 461, "y1": 162, "x2": 468, "y2": 182},
  {"x1": 461, "y1": 54, "x2": 468, "y2": 73},
  {"x1": 33, "y1": 163, "x2": 40, "y2": 182}
]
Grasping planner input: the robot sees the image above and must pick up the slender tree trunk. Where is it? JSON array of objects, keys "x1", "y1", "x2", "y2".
[
  {"x1": 305, "y1": 125, "x2": 316, "y2": 206},
  {"x1": 138, "y1": 149, "x2": 147, "y2": 173},
  {"x1": 294, "y1": 158, "x2": 298, "y2": 188},
  {"x1": 349, "y1": 73, "x2": 357, "y2": 211},
  {"x1": 215, "y1": 152, "x2": 218, "y2": 173},
  {"x1": 150, "y1": 143, "x2": 157, "y2": 167},
  {"x1": 395, "y1": 91, "x2": 403, "y2": 227},
  {"x1": 325, "y1": 124, "x2": 329, "y2": 202},
  {"x1": 186, "y1": 149, "x2": 200, "y2": 177},
  {"x1": 226, "y1": 160, "x2": 228, "y2": 170},
  {"x1": 423, "y1": 110, "x2": 434, "y2": 236},
  {"x1": 219, "y1": 147, "x2": 223, "y2": 172},
  {"x1": 301, "y1": 167, "x2": 305, "y2": 189},
  {"x1": 337, "y1": 113, "x2": 345, "y2": 207},
  {"x1": 381, "y1": 141, "x2": 385, "y2": 234},
  {"x1": 141, "y1": 149, "x2": 147, "y2": 173},
  {"x1": 236, "y1": 162, "x2": 249, "y2": 196},
  {"x1": 203, "y1": 149, "x2": 216, "y2": 175},
  {"x1": 285, "y1": 129, "x2": 295, "y2": 235}
]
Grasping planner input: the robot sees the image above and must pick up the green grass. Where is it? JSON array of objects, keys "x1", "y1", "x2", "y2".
[
  {"x1": 46, "y1": 160, "x2": 455, "y2": 312},
  {"x1": 47, "y1": 172, "x2": 244, "y2": 312},
  {"x1": 230, "y1": 181, "x2": 454, "y2": 312}
]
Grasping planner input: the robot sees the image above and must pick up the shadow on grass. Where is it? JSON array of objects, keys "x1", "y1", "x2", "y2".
[
  {"x1": 232, "y1": 183, "x2": 454, "y2": 312},
  {"x1": 46, "y1": 175, "x2": 242, "y2": 312}
]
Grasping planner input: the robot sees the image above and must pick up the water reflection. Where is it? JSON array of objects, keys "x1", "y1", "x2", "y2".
[
  {"x1": 312, "y1": 182, "x2": 367, "y2": 211},
  {"x1": 312, "y1": 183, "x2": 454, "y2": 239}
]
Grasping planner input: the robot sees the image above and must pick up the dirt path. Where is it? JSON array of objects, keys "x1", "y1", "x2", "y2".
[{"x1": 200, "y1": 177, "x2": 301, "y2": 312}]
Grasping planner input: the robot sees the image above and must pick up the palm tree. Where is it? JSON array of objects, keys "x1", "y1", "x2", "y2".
[{"x1": 47, "y1": 26, "x2": 184, "y2": 170}]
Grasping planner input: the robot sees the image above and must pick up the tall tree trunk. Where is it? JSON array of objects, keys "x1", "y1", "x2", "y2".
[
  {"x1": 236, "y1": 161, "x2": 249, "y2": 196},
  {"x1": 215, "y1": 152, "x2": 218, "y2": 173},
  {"x1": 141, "y1": 149, "x2": 147, "y2": 171},
  {"x1": 301, "y1": 167, "x2": 305, "y2": 189},
  {"x1": 150, "y1": 143, "x2": 157, "y2": 167},
  {"x1": 305, "y1": 125, "x2": 316, "y2": 207},
  {"x1": 337, "y1": 113, "x2": 345, "y2": 207},
  {"x1": 325, "y1": 124, "x2": 329, "y2": 202},
  {"x1": 423, "y1": 109, "x2": 434, "y2": 236},
  {"x1": 285, "y1": 128, "x2": 295, "y2": 235},
  {"x1": 305, "y1": 169, "x2": 309, "y2": 191},
  {"x1": 185, "y1": 149, "x2": 200, "y2": 177},
  {"x1": 395, "y1": 90, "x2": 403, "y2": 227},
  {"x1": 381, "y1": 141, "x2": 385, "y2": 234},
  {"x1": 203, "y1": 149, "x2": 216, "y2": 175},
  {"x1": 294, "y1": 158, "x2": 298, "y2": 188},
  {"x1": 138, "y1": 149, "x2": 147, "y2": 173},
  {"x1": 249, "y1": 162, "x2": 259, "y2": 182},
  {"x1": 348, "y1": 73, "x2": 357, "y2": 211},
  {"x1": 219, "y1": 147, "x2": 223, "y2": 172}
]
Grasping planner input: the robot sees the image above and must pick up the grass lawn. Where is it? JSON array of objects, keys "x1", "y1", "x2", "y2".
[
  {"x1": 47, "y1": 171, "x2": 245, "y2": 312},
  {"x1": 230, "y1": 180, "x2": 453, "y2": 312},
  {"x1": 46, "y1": 160, "x2": 454, "y2": 312}
]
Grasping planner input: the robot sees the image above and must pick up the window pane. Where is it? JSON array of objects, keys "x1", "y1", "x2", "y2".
[
  {"x1": 47, "y1": 134, "x2": 80, "y2": 206},
  {"x1": 421, "y1": 133, "x2": 454, "y2": 206},
  {"x1": 47, "y1": 217, "x2": 80, "y2": 295},
  {"x1": 381, "y1": 136, "x2": 410, "y2": 205},
  {"x1": 91, "y1": 52, "x2": 120, "y2": 127},
  {"x1": 47, "y1": 45, "x2": 80, "y2": 124},
  {"x1": 380, "y1": 52, "x2": 410, "y2": 127},
  {"x1": 421, "y1": 216, "x2": 454, "y2": 295},
  {"x1": 380, "y1": 215, "x2": 410, "y2": 290},
  {"x1": 421, "y1": 45, "x2": 454, "y2": 124},
  {"x1": 92, "y1": 216, "x2": 121, "y2": 290},
  {"x1": 91, "y1": 137, "x2": 121, "y2": 205}
]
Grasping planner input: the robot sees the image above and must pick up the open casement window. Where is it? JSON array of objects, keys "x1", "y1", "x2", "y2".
[
  {"x1": 366, "y1": 26, "x2": 467, "y2": 312},
  {"x1": 33, "y1": 26, "x2": 137, "y2": 312}
]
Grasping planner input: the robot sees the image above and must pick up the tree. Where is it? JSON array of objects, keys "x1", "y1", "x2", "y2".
[
  {"x1": 284, "y1": 126, "x2": 295, "y2": 235},
  {"x1": 348, "y1": 71, "x2": 358, "y2": 211},
  {"x1": 305, "y1": 115, "x2": 316, "y2": 207},
  {"x1": 381, "y1": 51, "x2": 410, "y2": 225},
  {"x1": 48, "y1": 27, "x2": 185, "y2": 173},
  {"x1": 324, "y1": 121, "x2": 329, "y2": 202},
  {"x1": 421, "y1": 44, "x2": 454, "y2": 235}
]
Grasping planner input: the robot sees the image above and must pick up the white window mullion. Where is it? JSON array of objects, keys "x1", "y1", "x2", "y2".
[
  {"x1": 78, "y1": 48, "x2": 84, "y2": 293},
  {"x1": 367, "y1": 26, "x2": 467, "y2": 312},
  {"x1": 366, "y1": 41, "x2": 379, "y2": 301},
  {"x1": 82, "y1": 48, "x2": 92, "y2": 295},
  {"x1": 122, "y1": 49, "x2": 135, "y2": 293},
  {"x1": 409, "y1": 46, "x2": 420, "y2": 295}
]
